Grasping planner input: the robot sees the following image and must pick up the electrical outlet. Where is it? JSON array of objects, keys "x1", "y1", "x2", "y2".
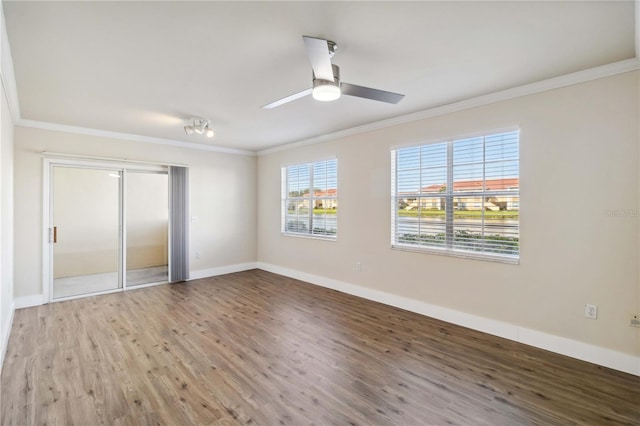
[
  {"x1": 630, "y1": 314, "x2": 640, "y2": 328},
  {"x1": 355, "y1": 262, "x2": 362, "y2": 272},
  {"x1": 584, "y1": 304, "x2": 598, "y2": 320}
]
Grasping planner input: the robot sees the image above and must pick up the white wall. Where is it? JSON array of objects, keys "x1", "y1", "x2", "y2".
[
  {"x1": 1, "y1": 78, "x2": 13, "y2": 333},
  {"x1": 0, "y1": 77, "x2": 13, "y2": 374},
  {"x1": 14, "y1": 127, "x2": 257, "y2": 299},
  {"x1": 0, "y1": 0, "x2": 15, "y2": 372},
  {"x1": 257, "y1": 72, "x2": 640, "y2": 362}
]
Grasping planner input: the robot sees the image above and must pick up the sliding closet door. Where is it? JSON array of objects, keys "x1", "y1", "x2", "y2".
[
  {"x1": 47, "y1": 160, "x2": 184, "y2": 301},
  {"x1": 126, "y1": 171, "x2": 169, "y2": 286},
  {"x1": 52, "y1": 166, "x2": 121, "y2": 299}
]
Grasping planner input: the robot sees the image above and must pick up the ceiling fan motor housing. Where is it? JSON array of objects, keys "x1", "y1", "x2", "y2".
[{"x1": 313, "y1": 64, "x2": 340, "y2": 89}]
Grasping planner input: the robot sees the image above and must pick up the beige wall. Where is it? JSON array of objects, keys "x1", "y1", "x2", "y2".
[
  {"x1": 257, "y1": 71, "x2": 640, "y2": 357},
  {"x1": 14, "y1": 127, "x2": 257, "y2": 298},
  {"x1": 126, "y1": 172, "x2": 168, "y2": 270}
]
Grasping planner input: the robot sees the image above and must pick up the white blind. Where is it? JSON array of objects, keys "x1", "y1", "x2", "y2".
[
  {"x1": 392, "y1": 130, "x2": 519, "y2": 261},
  {"x1": 282, "y1": 159, "x2": 337, "y2": 238}
]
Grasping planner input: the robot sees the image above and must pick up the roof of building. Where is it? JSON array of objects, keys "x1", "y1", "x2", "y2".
[{"x1": 402, "y1": 178, "x2": 519, "y2": 195}]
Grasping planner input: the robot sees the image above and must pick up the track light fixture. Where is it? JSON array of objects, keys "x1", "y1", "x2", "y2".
[{"x1": 184, "y1": 119, "x2": 214, "y2": 138}]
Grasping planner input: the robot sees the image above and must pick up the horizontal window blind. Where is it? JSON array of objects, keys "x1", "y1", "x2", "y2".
[
  {"x1": 282, "y1": 159, "x2": 337, "y2": 238},
  {"x1": 392, "y1": 130, "x2": 519, "y2": 261}
]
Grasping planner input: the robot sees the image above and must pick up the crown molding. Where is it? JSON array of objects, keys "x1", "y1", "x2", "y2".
[
  {"x1": 257, "y1": 58, "x2": 640, "y2": 156},
  {"x1": 16, "y1": 119, "x2": 256, "y2": 156}
]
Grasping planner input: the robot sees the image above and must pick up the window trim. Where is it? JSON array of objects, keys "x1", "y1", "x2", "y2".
[
  {"x1": 281, "y1": 158, "x2": 338, "y2": 240},
  {"x1": 390, "y1": 242, "x2": 520, "y2": 264},
  {"x1": 391, "y1": 129, "x2": 520, "y2": 264}
]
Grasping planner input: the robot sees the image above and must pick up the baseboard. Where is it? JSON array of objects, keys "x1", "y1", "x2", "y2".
[
  {"x1": 256, "y1": 262, "x2": 640, "y2": 377},
  {"x1": 189, "y1": 262, "x2": 257, "y2": 281},
  {"x1": 14, "y1": 294, "x2": 44, "y2": 309},
  {"x1": 517, "y1": 328, "x2": 639, "y2": 376},
  {"x1": 0, "y1": 301, "x2": 15, "y2": 374}
]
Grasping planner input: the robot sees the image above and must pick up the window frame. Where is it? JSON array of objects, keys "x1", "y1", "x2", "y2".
[
  {"x1": 281, "y1": 158, "x2": 338, "y2": 240},
  {"x1": 391, "y1": 129, "x2": 520, "y2": 264}
]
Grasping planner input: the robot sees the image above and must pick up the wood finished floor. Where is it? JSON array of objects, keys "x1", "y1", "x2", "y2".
[{"x1": 1, "y1": 270, "x2": 639, "y2": 425}]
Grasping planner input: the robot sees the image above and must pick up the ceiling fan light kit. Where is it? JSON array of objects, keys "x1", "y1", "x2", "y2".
[
  {"x1": 312, "y1": 83, "x2": 341, "y2": 101},
  {"x1": 312, "y1": 64, "x2": 341, "y2": 101},
  {"x1": 184, "y1": 119, "x2": 214, "y2": 138},
  {"x1": 262, "y1": 35, "x2": 405, "y2": 109}
]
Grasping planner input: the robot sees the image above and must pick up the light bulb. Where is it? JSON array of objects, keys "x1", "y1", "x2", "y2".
[
  {"x1": 205, "y1": 128, "x2": 214, "y2": 138},
  {"x1": 312, "y1": 84, "x2": 341, "y2": 102}
]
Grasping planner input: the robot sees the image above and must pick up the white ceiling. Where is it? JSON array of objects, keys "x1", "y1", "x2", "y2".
[{"x1": 3, "y1": 1, "x2": 636, "y2": 152}]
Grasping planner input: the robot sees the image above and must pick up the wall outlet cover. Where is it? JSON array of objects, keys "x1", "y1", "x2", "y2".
[{"x1": 584, "y1": 304, "x2": 598, "y2": 320}]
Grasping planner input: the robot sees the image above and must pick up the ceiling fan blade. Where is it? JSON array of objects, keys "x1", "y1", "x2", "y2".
[
  {"x1": 341, "y1": 83, "x2": 405, "y2": 104},
  {"x1": 262, "y1": 88, "x2": 312, "y2": 109},
  {"x1": 302, "y1": 36, "x2": 335, "y2": 81}
]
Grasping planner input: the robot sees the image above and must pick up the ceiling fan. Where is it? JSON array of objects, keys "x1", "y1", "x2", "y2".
[{"x1": 262, "y1": 36, "x2": 405, "y2": 109}]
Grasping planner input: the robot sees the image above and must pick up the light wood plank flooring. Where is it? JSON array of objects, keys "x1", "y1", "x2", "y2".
[{"x1": 2, "y1": 270, "x2": 639, "y2": 425}]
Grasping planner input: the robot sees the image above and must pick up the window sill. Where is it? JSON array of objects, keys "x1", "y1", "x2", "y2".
[
  {"x1": 281, "y1": 232, "x2": 337, "y2": 242},
  {"x1": 391, "y1": 244, "x2": 519, "y2": 265}
]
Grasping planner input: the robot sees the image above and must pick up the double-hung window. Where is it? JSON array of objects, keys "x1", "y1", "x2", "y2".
[
  {"x1": 391, "y1": 130, "x2": 519, "y2": 262},
  {"x1": 282, "y1": 159, "x2": 337, "y2": 239}
]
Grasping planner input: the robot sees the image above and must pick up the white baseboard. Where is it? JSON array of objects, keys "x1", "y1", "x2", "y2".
[
  {"x1": 14, "y1": 294, "x2": 44, "y2": 309},
  {"x1": 517, "y1": 328, "x2": 639, "y2": 376},
  {"x1": 256, "y1": 262, "x2": 640, "y2": 377},
  {"x1": 1, "y1": 301, "x2": 15, "y2": 373},
  {"x1": 189, "y1": 262, "x2": 257, "y2": 281}
]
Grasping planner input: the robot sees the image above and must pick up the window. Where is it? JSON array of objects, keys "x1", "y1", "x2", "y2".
[
  {"x1": 391, "y1": 130, "x2": 519, "y2": 262},
  {"x1": 282, "y1": 159, "x2": 337, "y2": 238}
]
